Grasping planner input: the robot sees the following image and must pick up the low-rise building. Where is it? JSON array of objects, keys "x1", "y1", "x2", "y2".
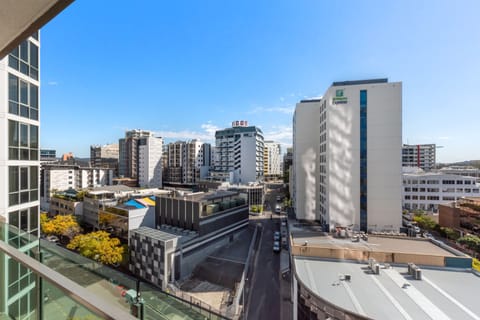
[
  {"x1": 402, "y1": 168, "x2": 480, "y2": 212},
  {"x1": 156, "y1": 190, "x2": 248, "y2": 236},
  {"x1": 49, "y1": 192, "x2": 83, "y2": 217},
  {"x1": 289, "y1": 223, "x2": 476, "y2": 320},
  {"x1": 439, "y1": 197, "x2": 480, "y2": 235},
  {"x1": 98, "y1": 196, "x2": 156, "y2": 243},
  {"x1": 82, "y1": 185, "x2": 134, "y2": 229},
  {"x1": 40, "y1": 163, "x2": 114, "y2": 210},
  {"x1": 129, "y1": 190, "x2": 250, "y2": 289},
  {"x1": 438, "y1": 166, "x2": 480, "y2": 183}
]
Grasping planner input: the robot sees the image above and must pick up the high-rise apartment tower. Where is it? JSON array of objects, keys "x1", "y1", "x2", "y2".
[{"x1": 212, "y1": 121, "x2": 264, "y2": 184}]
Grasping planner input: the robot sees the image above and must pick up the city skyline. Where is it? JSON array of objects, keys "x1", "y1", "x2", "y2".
[{"x1": 40, "y1": 1, "x2": 480, "y2": 162}]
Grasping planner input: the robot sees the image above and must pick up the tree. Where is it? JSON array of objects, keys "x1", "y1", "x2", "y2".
[
  {"x1": 413, "y1": 214, "x2": 436, "y2": 230},
  {"x1": 441, "y1": 227, "x2": 460, "y2": 241},
  {"x1": 41, "y1": 213, "x2": 80, "y2": 239},
  {"x1": 67, "y1": 231, "x2": 124, "y2": 265},
  {"x1": 458, "y1": 235, "x2": 480, "y2": 252}
]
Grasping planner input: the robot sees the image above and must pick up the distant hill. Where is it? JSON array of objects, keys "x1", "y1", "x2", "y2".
[{"x1": 438, "y1": 160, "x2": 480, "y2": 169}]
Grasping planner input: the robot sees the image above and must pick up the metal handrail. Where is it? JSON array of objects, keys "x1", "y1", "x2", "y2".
[{"x1": 0, "y1": 240, "x2": 137, "y2": 320}]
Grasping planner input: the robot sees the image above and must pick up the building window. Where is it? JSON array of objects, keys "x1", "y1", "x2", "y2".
[
  {"x1": 8, "y1": 39, "x2": 39, "y2": 80},
  {"x1": 8, "y1": 120, "x2": 38, "y2": 160},
  {"x1": 8, "y1": 166, "x2": 38, "y2": 207},
  {"x1": 8, "y1": 73, "x2": 39, "y2": 120}
]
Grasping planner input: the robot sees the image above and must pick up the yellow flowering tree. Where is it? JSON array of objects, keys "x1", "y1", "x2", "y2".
[
  {"x1": 67, "y1": 231, "x2": 124, "y2": 265},
  {"x1": 41, "y1": 213, "x2": 80, "y2": 239}
]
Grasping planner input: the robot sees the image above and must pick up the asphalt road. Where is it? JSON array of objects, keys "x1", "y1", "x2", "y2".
[{"x1": 246, "y1": 185, "x2": 285, "y2": 320}]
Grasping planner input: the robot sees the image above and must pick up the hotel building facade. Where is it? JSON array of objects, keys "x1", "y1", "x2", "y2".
[{"x1": 294, "y1": 79, "x2": 402, "y2": 232}]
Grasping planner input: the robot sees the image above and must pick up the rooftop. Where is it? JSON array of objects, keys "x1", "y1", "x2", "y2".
[
  {"x1": 332, "y1": 78, "x2": 388, "y2": 87},
  {"x1": 294, "y1": 257, "x2": 480, "y2": 320},
  {"x1": 164, "y1": 190, "x2": 239, "y2": 202},
  {"x1": 133, "y1": 226, "x2": 198, "y2": 244},
  {"x1": 89, "y1": 185, "x2": 134, "y2": 194},
  {"x1": 291, "y1": 232, "x2": 457, "y2": 257},
  {"x1": 133, "y1": 226, "x2": 180, "y2": 242}
]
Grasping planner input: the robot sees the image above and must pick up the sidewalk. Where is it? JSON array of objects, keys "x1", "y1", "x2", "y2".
[{"x1": 280, "y1": 250, "x2": 293, "y2": 320}]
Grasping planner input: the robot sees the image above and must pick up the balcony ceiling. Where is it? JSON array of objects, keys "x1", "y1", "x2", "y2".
[{"x1": 0, "y1": 0, "x2": 74, "y2": 58}]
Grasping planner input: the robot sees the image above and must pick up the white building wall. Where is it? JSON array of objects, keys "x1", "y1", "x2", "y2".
[
  {"x1": 264, "y1": 141, "x2": 282, "y2": 176},
  {"x1": 323, "y1": 81, "x2": 402, "y2": 231},
  {"x1": 214, "y1": 125, "x2": 264, "y2": 184},
  {"x1": 239, "y1": 136, "x2": 258, "y2": 184},
  {"x1": 139, "y1": 136, "x2": 163, "y2": 188},
  {"x1": 402, "y1": 173, "x2": 480, "y2": 211},
  {"x1": 293, "y1": 101, "x2": 320, "y2": 221}
]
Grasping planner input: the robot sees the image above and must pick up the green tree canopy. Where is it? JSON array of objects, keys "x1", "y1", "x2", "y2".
[
  {"x1": 458, "y1": 234, "x2": 480, "y2": 252},
  {"x1": 413, "y1": 214, "x2": 436, "y2": 230}
]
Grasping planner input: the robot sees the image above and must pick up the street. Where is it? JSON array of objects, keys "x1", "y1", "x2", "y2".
[{"x1": 246, "y1": 182, "x2": 290, "y2": 320}]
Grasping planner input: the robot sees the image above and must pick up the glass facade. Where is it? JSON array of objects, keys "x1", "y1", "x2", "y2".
[
  {"x1": 360, "y1": 90, "x2": 367, "y2": 231},
  {"x1": 8, "y1": 74, "x2": 39, "y2": 121},
  {"x1": 4, "y1": 35, "x2": 41, "y2": 320},
  {"x1": 8, "y1": 120, "x2": 39, "y2": 161},
  {"x1": 8, "y1": 40, "x2": 39, "y2": 81},
  {"x1": 1, "y1": 224, "x2": 38, "y2": 319}
]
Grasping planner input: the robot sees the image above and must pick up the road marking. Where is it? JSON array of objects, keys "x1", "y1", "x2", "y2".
[
  {"x1": 207, "y1": 255, "x2": 245, "y2": 265},
  {"x1": 423, "y1": 276, "x2": 480, "y2": 320}
]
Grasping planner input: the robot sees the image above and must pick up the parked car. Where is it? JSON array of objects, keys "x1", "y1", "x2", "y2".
[
  {"x1": 274, "y1": 231, "x2": 280, "y2": 241},
  {"x1": 273, "y1": 241, "x2": 281, "y2": 253},
  {"x1": 276, "y1": 196, "x2": 282, "y2": 202}
]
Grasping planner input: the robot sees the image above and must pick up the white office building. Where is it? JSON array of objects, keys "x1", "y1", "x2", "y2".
[
  {"x1": 402, "y1": 169, "x2": 480, "y2": 212},
  {"x1": 294, "y1": 79, "x2": 402, "y2": 232},
  {"x1": 264, "y1": 141, "x2": 282, "y2": 177},
  {"x1": 402, "y1": 144, "x2": 436, "y2": 171},
  {"x1": 138, "y1": 135, "x2": 163, "y2": 188},
  {"x1": 212, "y1": 121, "x2": 264, "y2": 184},
  {"x1": 438, "y1": 166, "x2": 480, "y2": 183},
  {"x1": 40, "y1": 164, "x2": 114, "y2": 209}
]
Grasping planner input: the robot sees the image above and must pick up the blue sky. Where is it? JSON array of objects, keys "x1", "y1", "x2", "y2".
[{"x1": 40, "y1": 0, "x2": 480, "y2": 162}]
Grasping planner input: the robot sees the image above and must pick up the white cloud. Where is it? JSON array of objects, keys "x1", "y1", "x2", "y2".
[
  {"x1": 47, "y1": 81, "x2": 58, "y2": 86},
  {"x1": 263, "y1": 125, "x2": 293, "y2": 149},
  {"x1": 154, "y1": 122, "x2": 219, "y2": 143},
  {"x1": 200, "y1": 122, "x2": 221, "y2": 137},
  {"x1": 247, "y1": 106, "x2": 294, "y2": 115}
]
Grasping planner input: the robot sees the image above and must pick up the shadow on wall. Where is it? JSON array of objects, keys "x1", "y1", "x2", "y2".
[
  {"x1": 151, "y1": 159, "x2": 163, "y2": 187},
  {"x1": 301, "y1": 147, "x2": 317, "y2": 221},
  {"x1": 329, "y1": 98, "x2": 355, "y2": 229}
]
